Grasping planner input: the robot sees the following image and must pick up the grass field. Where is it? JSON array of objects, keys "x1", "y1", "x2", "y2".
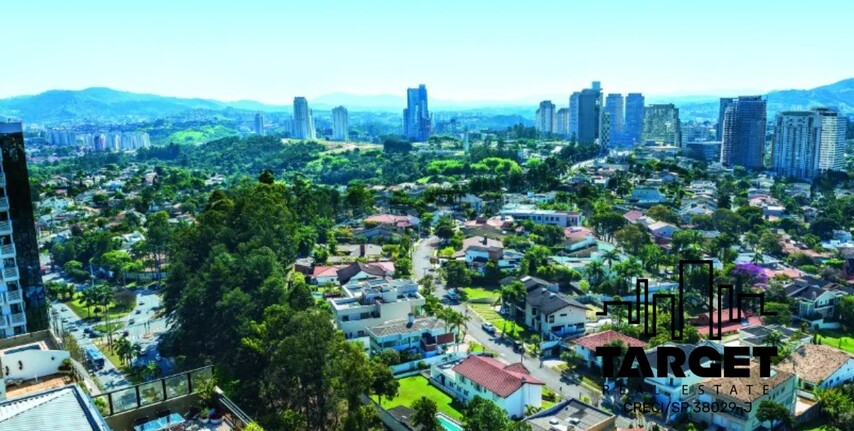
[
  {"x1": 468, "y1": 303, "x2": 531, "y2": 340},
  {"x1": 380, "y1": 376, "x2": 464, "y2": 420},
  {"x1": 817, "y1": 329, "x2": 854, "y2": 354},
  {"x1": 66, "y1": 292, "x2": 133, "y2": 323},
  {"x1": 460, "y1": 287, "x2": 500, "y2": 302}
]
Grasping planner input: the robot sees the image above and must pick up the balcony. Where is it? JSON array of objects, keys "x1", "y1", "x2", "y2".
[
  {"x1": 3, "y1": 266, "x2": 18, "y2": 281},
  {"x1": 7, "y1": 288, "x2": 21, "y2": 302},
  {"x1": 0, "y1": 197, "x2": 8, "y2": 211},
  {"x1": 0, "y1": 243, "x2": 15, "y2": 257},
  {"x1": 0, "y1": 221, "x2": 10, "y2": 234},
  {"x1": 94, "y1": 366, "x2": 255, "y2": 431},
  {"x1": 11, "y1": 312, "x2": 25, "y2": 324}
]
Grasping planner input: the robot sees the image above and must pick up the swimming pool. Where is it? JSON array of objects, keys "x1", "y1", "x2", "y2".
[{"x1": 438, "y1": 414, "x2": 463, "y2": 431}]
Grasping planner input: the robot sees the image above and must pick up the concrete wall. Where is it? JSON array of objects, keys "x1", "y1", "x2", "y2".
[
  {"x1": 1, "y1": 348, "x2": 70, "y2": 380},
  {"x1": 0, "y1": 329, "x2": 60, "y2": 350}
]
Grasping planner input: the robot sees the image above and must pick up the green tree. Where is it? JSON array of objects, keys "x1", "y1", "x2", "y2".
[
  {"x1": 145, "y1": 211, "x2": 172, "y2": 281},
  {"x1": 756, "y1": 399, "x2": 792, "y2": 430},
  {"x1": 412, "y1": 397, "x2": 441, "y2": 431},
  {"x1": 464, "y1": 397, "x2": 511, "y2": 431},
  {"x1": 442, "y1": 260, "x2": 471, "y2": 288}
]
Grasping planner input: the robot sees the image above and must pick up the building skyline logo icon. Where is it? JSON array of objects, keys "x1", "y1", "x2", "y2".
[{"x1": 595, "y1": 259, "x2": 777, "y2": 341}]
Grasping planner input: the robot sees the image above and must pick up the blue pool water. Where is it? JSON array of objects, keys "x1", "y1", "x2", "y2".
[{"x1": 438, "y1": 415, "x2": 463, "y2": 431}]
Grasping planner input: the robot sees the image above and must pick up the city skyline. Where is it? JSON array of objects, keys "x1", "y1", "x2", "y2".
[{"x1": 2, "y1": 1, "x2": 853, "y2": 103}]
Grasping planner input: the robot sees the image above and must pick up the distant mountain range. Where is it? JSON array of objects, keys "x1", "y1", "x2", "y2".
[{"x1": 2, "y1": 78, "x2": 853, "y2": 125}]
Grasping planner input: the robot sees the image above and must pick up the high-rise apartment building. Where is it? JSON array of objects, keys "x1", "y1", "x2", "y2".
[
  {"x1": 720, "y1": 96, "x2": 766, "y2": 170},
  {"x1": 535, "y1": 101, "x2": 556, "y2": 134},
  {"x1": 556, "y1": 108, "x2": 570, "y2": 137},
  {"x1": 404, "y1": 84, "x2": 431, "y2": 141},
  {"x1": 332, "y1": 106, "x2": 349, "y2": 142},
  {"x1": 568, "y1": 92, "x2": 580, "y2": 139},
  {"x1": 624, "y1": 93, "x2": 645, "y2": 146},
  {"x1": 577, "y1": 83, "x2": 602, "y2": 144},
  {"x1": 0, "y1": 122, "x2": 47, "y2": 337},
  {"x1": 254, "y1": 112, "x2": 266, "y2": 136},
  {"x1": 605, "y1": 93, "x2": 624, "y2": 146},
  {"x1": 642, "y1": 104, "x2": 682, "y2": 147},
  {"x1": 292, "y1": 97, "x2": 316, "y2": 140},
  {"x1": 771, "y1": 108, "x2": 847, "y2": 180},
  {"x1": 717, "y1": 98, "x2": 734, "y2": 141},
  {"x1": 816, "y1": 108, "x2": 847, "y2": 173},
  {"x1": 772, "y1": 111, "x2": 821, "y2": 179}
]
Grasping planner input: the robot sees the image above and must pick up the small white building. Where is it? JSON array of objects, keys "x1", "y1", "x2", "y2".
[{"x1": 431, "y1": 355, "x2": 543, "y2": 419}]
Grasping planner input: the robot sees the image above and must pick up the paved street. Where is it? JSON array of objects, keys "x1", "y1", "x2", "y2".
[{"x1": 50, "y1": 283, "x2": 171, "y2": 392}]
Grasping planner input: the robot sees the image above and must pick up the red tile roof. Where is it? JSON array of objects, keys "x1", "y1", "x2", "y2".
[
  {"x1": 693, "y1": 309, "x2": 762, "y2": 337},
  {"x1": 452, "y1": 355, "x2": 543, "y2": 398},
  {"x1": 623, "y1": 210, "x2": 645, "y2": 223},
  {"x1": 572, "y1": 330, "x2": 647, "y2": 351},
  {"x1": 564, "y1": 226, "x2": 595, "y2": 242}
]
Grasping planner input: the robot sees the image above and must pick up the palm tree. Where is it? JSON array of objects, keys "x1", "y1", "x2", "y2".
[
  {"x1": 81, "y1": 288, "x2": 99, "y2": 318},
  {"x1": 114, "y1": 337, "x2": 131, "y2": 365},
  {"x1": 445, "y1": 310, "x2": 469, "y2": 351},
  {"x1": 601, "y1": 249, "x2": 621, "y2": 268},
  {"x1": 584, "y1": 259, "x2": 606, "y2": 287}
]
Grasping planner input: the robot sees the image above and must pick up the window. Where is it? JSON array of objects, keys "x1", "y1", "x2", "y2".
[{"x1": 548, "y1": 315, "x2": 555, "y2": 323}]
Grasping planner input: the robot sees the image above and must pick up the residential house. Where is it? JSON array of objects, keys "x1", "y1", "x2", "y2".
[
  {"x1": 523, "y1": 398, "x2": 616, "y2": 431},
  {"x1": 623, "y1": 210, "x2": 645, "y2": 224},
  {"x1": 785, "y1": 282, "x2": 847, "y2": 323},
  {"x1": 500, "y1": 204, "x2": 582, "y2": 227},
  {"x1": 501, "y1": 275, "x2": 559, "y2": 292},
  {"x1": 570, "y1": 330, "x2": 647, "y2": 369},
  {"x1": 523, "y1": 287, "x2": 588, "y2": 339},
  {"x1": 646, "y1": 221, "x2": 679, "y2": 240},
  {"x1": 775, "y1": 344, "x2": 854, "y2": 391},
  {"x1": 116, "y1": 231, "x2": 145, "y2": 250},
  {"x1": 692, "y1": 308, "x2": 762, "y2": 338},
  {"x1": 461, "y1": 236, "x2": 504, "y2": 266},
  {"x1": 337, "y1": 261, "x2": 395, "y2": 285},
  {"x1": 737, "y1": 325, "x2": 810, "y2": 349},
  {"x1": 364, "y1": 214, "x2": 420, "y2": 229},
  {"x1": 431, "y1": 355, "x2": 543, "y2": 419},
  {"x1": 629, "y1": 187, "x2": 666, "y2": 206},
  {"x1": 354, "y1": 225, "x2": 401, "y2": 242},
  {"x1": 459, "y1": 194, "x2": 485, "y2": 212},
  {"x1": 694, "y1": 365, "x2": 797, "y2": 431},
  {"x1": 366, "y1": 315, "x2": 455, "y2": 357},
  {"x1": 563, "y1": 227, "x2": 597, "y2": 252},
  {"x1": 328, "y1": 244, "x2": 383, "y2": 264},
  {"x1": 328, "y1": 278, "x2": 424, "y2": 348}
]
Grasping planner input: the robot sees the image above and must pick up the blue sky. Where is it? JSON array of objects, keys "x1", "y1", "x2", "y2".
[{"x1": 2, "y1": 0, "x2": 852, "y2": 103}]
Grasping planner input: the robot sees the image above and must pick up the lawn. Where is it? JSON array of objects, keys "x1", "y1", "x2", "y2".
[
  {"x1": 795, "y1": 417, "x2": 828, "y2": 431},
  {"x1": 817, "y1": 329, "x2": 854, "y2": 354},
  {"x1": 380, "y1": 376, "x2": 464, "y2": 420},
  {"x1": 66, "y1": 292, "x2": 133, "y2": 323},
  {"x1": 460, "y1": 287, "x2": 500, "y2": 303},
  {"x1": 468, "y1": 303, "x2": 531, "y2": 340}
]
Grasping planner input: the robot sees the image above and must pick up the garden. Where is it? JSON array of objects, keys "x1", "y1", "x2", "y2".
[{"x1": 380, "y1": 375, "x2": 464, "y2": 420}]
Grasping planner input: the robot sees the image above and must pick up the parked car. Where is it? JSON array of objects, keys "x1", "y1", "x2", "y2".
[
  {"x1": 128, "y1": 318, "x2": 135, "y2": 325},
  {"x1": 135, "y1": 309, "x2": 142, "y2": 314},
  {"x1": 512, "y1": 341, "x2": 524, "y2": 353},
  {"x1": 88, "y1": 331, "x2": 102, "y2": 338},
  {"x1": 481, "y1": 322, "x2": 496, "y2": 334}
]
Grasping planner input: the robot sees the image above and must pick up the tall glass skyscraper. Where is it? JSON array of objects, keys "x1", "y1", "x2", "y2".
[
  {"x1": 292, "y1": 97, "x2": 316, "y2": 140},
  {"x1": 624, "y1": 93, "x2": 645, "y2": 147},
  {"x1": 605, "y1": 94, "x2": 624, "y2": 146},
  {"x1": 720, "y1": 96, "x2": 766, "y2": 170},
  {"x1": 577, "y1": 85, "x2": 601, "y2": 144},
  {"x1": 404, "y1": 84, "x2": 431, "y2": 141},
  {"x1": 0, "y1": 121, "x2": 47, "y2": 336}
]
